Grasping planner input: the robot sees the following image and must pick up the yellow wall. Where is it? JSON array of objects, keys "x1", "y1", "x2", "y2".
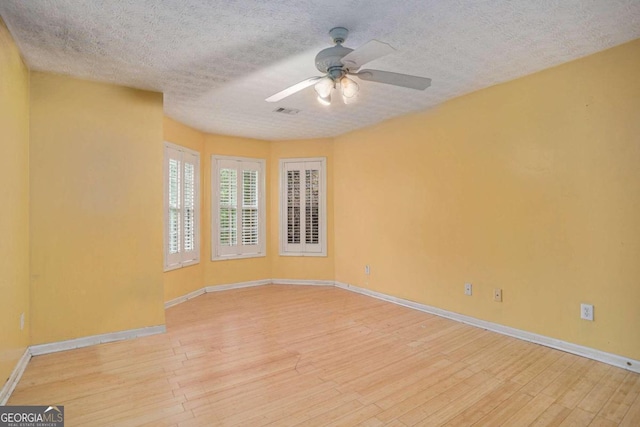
[
  {"x1": 0, "y1": 19, "x2": 30, "y2": 386},
  {"x1": 29, "y1": 72, "x2": 165, "y2": 344},
  {"x1": 270, "y1": 139, "x2": 335, "y2": 281},
  {"x1": 163, "y1": 117, "x2": 205, "y2": 301},
  {"x1": 334, "y1": 39, "x2": 640, "y2": 360},
  {"x1": 203, "y1": 133, "x2": 272, "y2": 286}
]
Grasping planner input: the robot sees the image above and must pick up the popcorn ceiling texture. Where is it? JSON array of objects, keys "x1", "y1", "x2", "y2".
[{"x1": 1, "y1": 0, "x2": 639, "y2": 140}]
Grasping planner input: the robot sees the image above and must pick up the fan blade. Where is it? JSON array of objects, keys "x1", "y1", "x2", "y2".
[
  {"x1": 340, "y1": 40, "x2": 395, "y2": 70},
  {"x1": 354, "y1": 69, "x2": 431, "y2": 90},
  {"x1": 265, "y1": 76, "x2": 323, "y2": 102}
]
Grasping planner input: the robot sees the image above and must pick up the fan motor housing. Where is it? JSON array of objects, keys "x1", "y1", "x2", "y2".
[{"x1": 315, "y1": 45, "x2": 353, "y2": 73}]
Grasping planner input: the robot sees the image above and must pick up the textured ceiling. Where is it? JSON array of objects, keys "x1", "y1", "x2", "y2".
[{"x1": 1, "y1": 1, "x2": 639, "y2": 141}]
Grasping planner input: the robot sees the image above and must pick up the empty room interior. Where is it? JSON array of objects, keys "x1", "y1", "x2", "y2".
[{"x1": 1, "y1": 1, "x2": 639, "y2": 426}]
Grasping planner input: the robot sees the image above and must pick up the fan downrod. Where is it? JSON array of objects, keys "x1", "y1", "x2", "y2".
[{"x1": 315, "y1": 27, "x2": 353, "y2": 73}]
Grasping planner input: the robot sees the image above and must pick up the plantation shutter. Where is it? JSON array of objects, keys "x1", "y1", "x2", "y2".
[
  {"x1": 286, "y1": 167, "x2": 301, "y2": 248},
  {"x1": 166, "y1": 146, "x2": 182, "y2": 268},
  {"x1": 282, "y1": 160, "x2": 323, "y2": 254},
  {"x1": 164, "y1": 144, "x2": 200, "y2": 270},
  {"x1": 242, "y1": 169, "x2": 259, "y2": 248},
  {"x1": 305, "y1": 167, "x2": 320, "y2": 249},
  {"x1": 217, "y1": 159, "x2": 239, "y2": 256},
  {"x1": 182, "y1": 151, "x2": 199, "y2": 263},
  {"x1": 214, "y1": 158, "x2": 263, "y2": 258}
]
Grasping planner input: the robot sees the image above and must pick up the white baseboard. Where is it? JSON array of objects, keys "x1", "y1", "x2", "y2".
[
  {"x1": 165, "y1": 279, "x2": 333, "y2": 309},
  {"x1": 164, "y1": 279, "x2": 333, "y2": 310},
  {"x1": 271, "y1": 279, "x2": 335, "y2": 286},
  {"x1": 205, "y1": 279, "x2": 272, "y2": 293},
  {"x1": 0, "y1": 348, "x2": 31, "y2": 405},
  {"x1": 164, "y1": 281, "x2": 269, "y2": 310},
  {"x1": 164, "y1": 288, "x2": 206, "y2": 309},
  {"x1": 30, "y1": 325, "x2": 166, "y2": 356},
  {"x1": 334, "y1": 281, "x2": 640, "y2": 374}
]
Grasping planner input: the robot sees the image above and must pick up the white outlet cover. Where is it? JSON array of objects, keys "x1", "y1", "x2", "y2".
[
  {"x1": 464, "y1": 283, "x2": 472, "y2": 296},
  {"x1": 581, "y1": 303, "x2": 594, "y2": 321}
]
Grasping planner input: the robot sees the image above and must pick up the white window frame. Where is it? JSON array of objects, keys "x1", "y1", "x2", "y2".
[
  {"x1": 211, "y1": 155, "x2": 266, "y2": 260},
  {"x1": 164, "y1": 142, "x2": 200, "y2": 271},
  {"x1": 279, "y1": 157, "x2": 327, "y2": 257}
]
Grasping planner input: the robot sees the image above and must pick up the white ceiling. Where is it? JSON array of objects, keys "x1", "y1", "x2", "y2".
[{"x1": 1, "y1": 1, "x2": 639, "y2": 141}]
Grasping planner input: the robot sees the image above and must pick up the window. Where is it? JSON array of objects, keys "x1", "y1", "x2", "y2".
[
  {"x1": 280, "y1": 158, "x2": 327, "y2": 256},
  {"x1": 212, "y1": 156, "x2": 266, "y2": 260},
  {"x1": 164, "y1": 142, "x2": 200, "y2": 271}
]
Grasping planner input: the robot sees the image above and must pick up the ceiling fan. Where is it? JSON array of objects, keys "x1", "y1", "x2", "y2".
[{"x1": 265, "y1": 27, "x2": 431, "y2": 106}]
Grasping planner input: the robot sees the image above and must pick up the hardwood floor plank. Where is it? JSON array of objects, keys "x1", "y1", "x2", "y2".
[
  {"x1": 341, "y1": 351, "x2": 447, "y2": 395},
  {"x1": 473, "y1": 340, "x2": 538, "y2": 375},
  {"x1": 556, "y1": 362, "x2": 611, "y2": 409},
  {"x1": 397, "y1": 371, "x2": 502, "y2": 426},
  {"x1": 323, "y1": 403, "x2": 382, "y2": 427},
  {"x1": 218, "y1": 379, "x2": 338, "y2": 426},
  {"x1": 578, "y1": 368, "x2": 628, "y2": 414},
  {"x1": 540, "y1": 357, "x2": 593, "y2": 399},
  {"x1": 188, "y1": 372, "x2": 325, "y2": 420},
  {"x1": 511, "y1": 348, "x2": 564, "y2": 386},
  {"x1": 475, "y1": 391, "x2": 537, "y2": 426},
  {"x1": 619, "y1": 393, "x2": 640, "y2": 426},
  {"x1": 598, "y1": 372, "x2": 640, "y2": 423},
  {"x1": 529, "y1": 403, "x2": 572, "y2": 426},
  {"x1": 413, "y1": 381, "x2": 508, "y2": 426},
  {"x1": 491, "y1": 345, "x2": 552, "y2": 382},
  {"x1": 501, "y1": 392, "x2": 557, "y2": 426},
  {"x1": 445, "y1": 382, "x2": 532, "y2": 427},
  {"x1": 520, "y1": 352, "x2": 579, "y2": 396},
  {"x1": 262, "y1": 391, "x2": 362, "y2": 427},
  {"x1": 589, "y1": 416, "x2": 621, "y2": 427},
  {"x1": 242, "y1": 386, "x2": 344, "y2": 426},
  {"x1": 458, "y1": 336, "x2": 518, "y2": 372},
  {"x1": 299, "y1": 398, "x2": 364, "y2": 426},
  {"x1": 356, "y1": 357, "x2": 453, "y2": 405},
  {"x1": 360, "y1": 416, "x2": 386, "y2": 427},
  {"x1": 442, "y1": 329, "x2": 505, "y2": 362},
  {"x1": 558, "y1": 407, "x2": 596, "y2": 426},
  {"x1": 374, "y1": 365, "x2": 475, "y2": 420}
]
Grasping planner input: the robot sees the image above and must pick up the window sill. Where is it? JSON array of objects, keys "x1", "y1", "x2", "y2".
[
  {"x1": 278, "y1": 252, "x2": 327, "y2": 257},
  {"x1": 211, "y1": 253, "x2": 267, "y2": 261},
  {"x1": 163, "y1": 259, "x2": 200, "y2": 272}
]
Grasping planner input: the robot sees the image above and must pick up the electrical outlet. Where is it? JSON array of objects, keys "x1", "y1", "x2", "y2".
[
  {"x1": 365, "y1": 265, "x2": 370, "y2": 275},
  {"x1": 464, "y1": 283, "x2": 472, "y2": 296},
  {"x1": 493, "y1": 288, "x2": 502, "y2": 302},
  {"x1": 581, "y1": 303, "x2": 594, "y2": 321},
  {"x1": 20, "y1": 312, "x2": 24, "y2": 330}
]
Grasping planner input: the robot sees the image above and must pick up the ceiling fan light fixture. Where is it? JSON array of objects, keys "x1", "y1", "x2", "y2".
[
  {"x1": 342, "y1": 92, "x2": 357, "y2": 105},
  {"x1": 317, "y1": 93, "x2": 331, "y2": 106},
  {"x1": 340, "y1": 76, "x2": 359, "y2": 100},
  {"x1": 314, "y1": 77, "x2": 334, "y2": 99}
]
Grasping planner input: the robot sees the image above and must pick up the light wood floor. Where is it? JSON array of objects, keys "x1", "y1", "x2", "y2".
[{"x1": 9, "y1": 285, "x2": 640, "y2": 426}]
